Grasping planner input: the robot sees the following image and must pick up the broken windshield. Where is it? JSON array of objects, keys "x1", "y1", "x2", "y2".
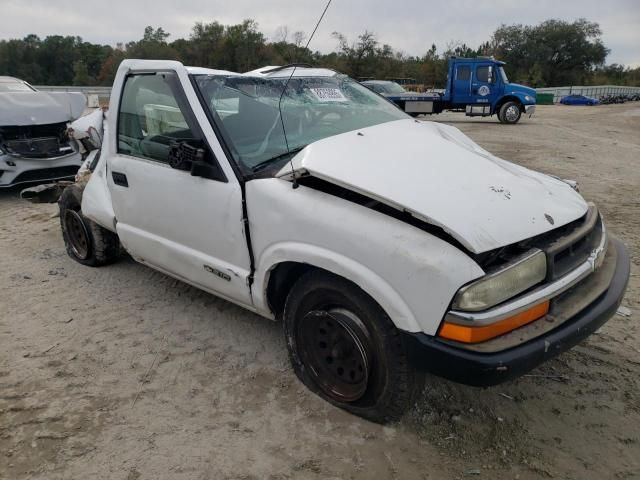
[{"x1": 193, "y1": 72, "x2": 407, "y2": 172}]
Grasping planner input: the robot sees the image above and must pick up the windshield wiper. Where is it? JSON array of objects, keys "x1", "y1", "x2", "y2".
[{"x1": 251, "y1": 146, "x2": 306, "y2": 173}]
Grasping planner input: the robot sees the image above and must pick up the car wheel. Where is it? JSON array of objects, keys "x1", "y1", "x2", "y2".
[
  {"x1": 59, "y1": 185, "x2": 120, "y2": 267},
  {"x1": 499, "y1": 101, "x2": 522, "y2": 124},
  {"x1": 283, "y1": 270, "x2": 424, "y2": 423}
]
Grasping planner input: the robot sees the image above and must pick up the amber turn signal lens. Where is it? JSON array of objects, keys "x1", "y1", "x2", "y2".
[{"x1": 438, "y1": 301, "x2": 550, "y2": 344}]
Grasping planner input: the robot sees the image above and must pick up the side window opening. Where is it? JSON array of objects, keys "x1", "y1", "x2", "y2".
[
  {"x1": 476, "y1": 66, "x2": 494, "y2": 84},
  {"x1": 456, "y1": 66, "x2": 471, "y2": 81},
  {"x1": 118, "y1": 73, "x2": 199, "y2": 163}
]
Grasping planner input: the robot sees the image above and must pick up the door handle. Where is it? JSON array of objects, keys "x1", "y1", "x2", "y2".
[{"x1": 111, "y1": 171, "x2": 129, "y2": 187}]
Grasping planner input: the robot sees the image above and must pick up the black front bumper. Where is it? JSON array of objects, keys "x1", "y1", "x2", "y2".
[{"x1": 401, "y1": 238, "x2": 631, "y2": 387}]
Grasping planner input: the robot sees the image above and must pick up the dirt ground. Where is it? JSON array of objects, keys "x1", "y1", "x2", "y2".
[{"x1": 1, "y1": 103, "x2": 638, "y2": 480}]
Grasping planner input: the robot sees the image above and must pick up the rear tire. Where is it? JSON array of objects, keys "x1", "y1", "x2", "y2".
[
  {"x1": 283, "y1": 270, "x2": 424, "y2": 423},
  {"x1": 499, "y1": 101, "x2": 522, "y2": 124},
  {"x1": 59, "y1": 185, "x2": 120, "y2": 267}
]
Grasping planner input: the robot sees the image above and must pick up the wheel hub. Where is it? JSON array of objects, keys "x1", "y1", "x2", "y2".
[
  {"x1": 297, "y1": 308, "x2": 371, "y2": 402},
  {"x1": 505, "y1": 105, "x2": 519, "y2": 122},
  {"x1": 64, "y1": 209, "x2": 90, "y2": 260}
]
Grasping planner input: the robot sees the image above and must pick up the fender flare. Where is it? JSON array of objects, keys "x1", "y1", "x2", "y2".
[
  {"x1": 495, "y1": 94, "x2": 525, "y2": 113},
  {"x1": 253, "y1": 241, "x2": 422, "y2": 333}
]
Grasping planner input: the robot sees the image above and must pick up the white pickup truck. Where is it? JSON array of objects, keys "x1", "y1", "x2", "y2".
[{"x1": 54, "y1": 60, "x2": 629, "y2": 423}]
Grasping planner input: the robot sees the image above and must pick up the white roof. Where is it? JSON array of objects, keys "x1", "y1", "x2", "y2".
[
  {"x1": 118, "y1": 59, "x2": 239, "y2": 76},
  {"x1": 186, "y1": 66, "x2": 238, "y2": 76},
  {"x1": 244, "y1": 66, "x2": 337, "y2": 78},
  {"x1": 116, "y1": 60, "x2": 336, "y2": 78}
]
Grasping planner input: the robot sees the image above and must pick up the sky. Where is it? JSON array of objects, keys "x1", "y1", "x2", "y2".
[{"x1": 1, "y1": 0, "x2": 639, "y2": 67}]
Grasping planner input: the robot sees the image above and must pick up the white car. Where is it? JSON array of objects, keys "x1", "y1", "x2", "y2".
[
  {"x1": 0, "y1": 76, "x2": 85, "y2": 188},
  {"x1": 56, "y1": 60, "x2": 629, "y2": 423}
]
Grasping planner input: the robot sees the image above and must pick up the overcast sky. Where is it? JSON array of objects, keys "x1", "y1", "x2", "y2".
[{"x1": 2, "y1": 0, "x2": 639, "y2": 67}]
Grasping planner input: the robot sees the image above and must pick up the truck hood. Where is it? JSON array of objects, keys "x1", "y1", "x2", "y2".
[
  {"x1": 505, "y1": 82, "x2": 536, "y2": 100},
  {"x1": 0, "y1": 91, "x2": 86, "y2": 126},
  {"x1": 277, "y1": 119, "x2": 588, "y2": 253}
]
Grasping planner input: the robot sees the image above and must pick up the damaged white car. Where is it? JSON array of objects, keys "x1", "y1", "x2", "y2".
[
  {"x1": 0, "y1": 76, "x2": 85, "y2": 187},
  {"x1": 46, "y1": 60, "x2": 629, "y2": 423}
]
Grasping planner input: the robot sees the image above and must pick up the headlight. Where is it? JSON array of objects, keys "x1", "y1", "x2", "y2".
[
  {"x1": 524, "y1": 95, "x2": 533, "y2": 102},
  {"x1": 452, "y1": 249, "x2": 547, "y2": 311}
]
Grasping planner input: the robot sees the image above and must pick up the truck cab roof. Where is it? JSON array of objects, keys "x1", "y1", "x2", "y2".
[{"x1": 449, "y1": 56, "x2": 506, "y2": 66}]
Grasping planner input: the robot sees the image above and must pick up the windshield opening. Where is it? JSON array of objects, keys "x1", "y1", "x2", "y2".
[
  {"x1": 499, "y1": 66, "x2": 509, "y2": 84},
  {"x1": 193, "y1": 72, "x2": 407, "y2": 172}
]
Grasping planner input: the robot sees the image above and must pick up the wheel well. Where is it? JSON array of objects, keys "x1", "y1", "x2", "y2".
[
  {"x1": 266, "y1": 262, "x2": 316, "y2": 318},
  {"x1": 265, "y1": 261, "x2": 419, "y2": 331},
  {"x1": 496, "y1": 96, "x2": 523, "y2": 113}
]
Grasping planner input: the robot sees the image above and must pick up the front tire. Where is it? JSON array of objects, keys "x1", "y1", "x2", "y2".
[
  {"x1": 499, "y1": 101, "x2": 522, "y2": 124},
  {"x1": 59, "y1": 185, "x2": 120, "y2": 267},
  {"x1": 283, "y1": 270, "x2": 424, "y2": 423}
]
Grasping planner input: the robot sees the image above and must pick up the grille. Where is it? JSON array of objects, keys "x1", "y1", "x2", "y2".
[
  {"x1": 12, "y1": 166, "x2": 79, "y2": 184},
  {"x1": 4, "y1": 137, "x2": 66, "y2": 158},
  {"x1": 0, "y1": 122, "x2": 71, "y2": 159},
  {"x1": 542, "y1": 206, "x2": 602, "y2": 280}
]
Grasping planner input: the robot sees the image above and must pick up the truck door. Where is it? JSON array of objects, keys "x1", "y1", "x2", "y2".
[
  {"x1": 108, "y1": 71, "x2": 253, "y2": 307},
  {"x1": 471, "y1": 63, "x2": 498, "y2": 106},
  {"x1": 451, "y1": 64, "x2": 472, "y2": 105}
]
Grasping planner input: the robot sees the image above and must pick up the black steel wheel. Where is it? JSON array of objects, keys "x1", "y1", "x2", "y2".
[
  {"x1": 64, "y1": 209, "x2": 91, "y2": 260},
  {"x1": 284, "y1": 270, "x2": 424, "y2": 423},
  {"x1": 59, "y1": 184, "x2": 120, "y2": 267},
  {"x1": 297, "y1": 308, "x2": 371, "y2": 402}
]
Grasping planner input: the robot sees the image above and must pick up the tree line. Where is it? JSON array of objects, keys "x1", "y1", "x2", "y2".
[{"x1": 0, "y1": 18, "x2": 638, "y2": 88}]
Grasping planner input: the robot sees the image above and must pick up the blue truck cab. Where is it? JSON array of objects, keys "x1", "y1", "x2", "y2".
[
  {"x1": 444, "y1": 57, "x2": 536, "y2": 124},
  {"x1": 362, "y1": 57, "x2": 536, "y2": 124}
]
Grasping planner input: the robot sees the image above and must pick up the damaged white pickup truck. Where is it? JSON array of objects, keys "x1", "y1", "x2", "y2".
[
  {"x1": 50, "y1": 60, "x2": 629, "y2": 423},
  {"x1": 0, "y1": 76, "x2": 85, "y2": 187}
]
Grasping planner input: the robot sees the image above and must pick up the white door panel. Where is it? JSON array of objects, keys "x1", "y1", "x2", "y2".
[{"x1": 109, "y1": 154, "x2": 252, "y2": 306}]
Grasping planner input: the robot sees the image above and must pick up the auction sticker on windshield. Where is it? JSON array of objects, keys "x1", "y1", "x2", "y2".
[{"x1": 310, "y1": 87, "x2": 348, "y2": 102}]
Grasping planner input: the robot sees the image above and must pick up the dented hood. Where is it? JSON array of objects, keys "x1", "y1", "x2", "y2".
[
  {"x1": 0, "y1": 91, "x2": 86, "y2": 126},
  {"x1": 278, "y1": 119, "x2": 588, "y2": 253}
]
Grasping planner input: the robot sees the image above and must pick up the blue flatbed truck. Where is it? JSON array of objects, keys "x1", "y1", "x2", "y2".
[{"x1": 363, "y1": 57, "x2": 537, "y2": 124}]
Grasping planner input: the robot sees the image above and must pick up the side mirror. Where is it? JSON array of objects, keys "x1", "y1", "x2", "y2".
[
  {"x1": 168, "y1": 140, "x2": 225, "y2": 181},
  {"x1": 168, "y1": 140, "x2": 204, "y2": 171},
  {"x1": 191, "y1": 159, "x2": 224, "y2": 180}
]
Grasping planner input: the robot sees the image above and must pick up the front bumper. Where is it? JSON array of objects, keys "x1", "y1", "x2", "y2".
[
  {"x1": 400, "y1": 237, "x2": 630, "y2": 386},
  {"x1": 524, "y1": 104, "x2": 536, "y2": 116},
  {"x1": 0, "y1": 151, "x2": 82, "y2": 188}
]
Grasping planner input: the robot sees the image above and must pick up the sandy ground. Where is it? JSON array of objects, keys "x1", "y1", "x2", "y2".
[{"x1": 0, "y1": 103, "x2": 638, "y2": 480}]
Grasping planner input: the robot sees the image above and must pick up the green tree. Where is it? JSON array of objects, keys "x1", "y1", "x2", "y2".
[
  {"x1": 72, "y1": 60, "x2": 92, "y2": 85},
  {"x1": 185, "y1": 21, "x2": 225, "y2": 67},
  {"x1": 125, "y1": 26, "x2": 178, "y2": 60},
  {"x1": 1, "y1": 17, "x2": 637, "y2": 88},
  {"x1": 489, "y1": 19, "x2": 609, "y2": 86},
  {"x1": 332, "y1": 30, "x2": 379, "y2": 78},
  {"x1": 221, "y1": 20, "x2": 268, "y2": 72}
]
